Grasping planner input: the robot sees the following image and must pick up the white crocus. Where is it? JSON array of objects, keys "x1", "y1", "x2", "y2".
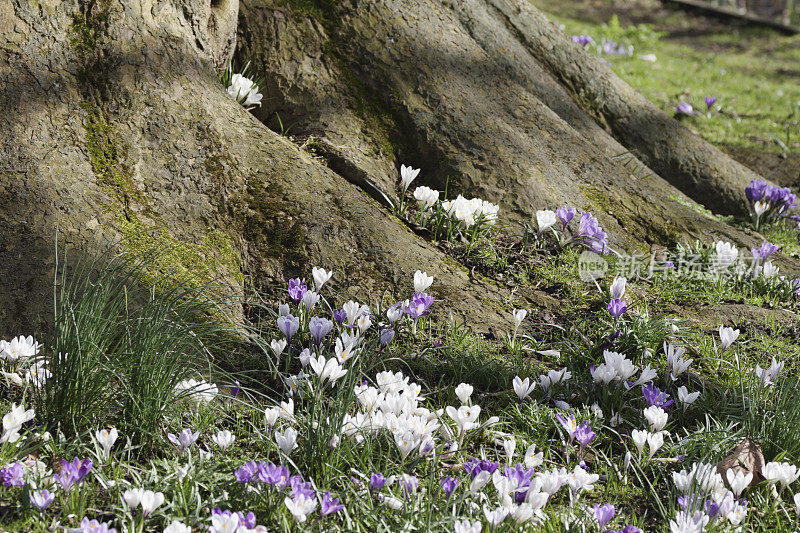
[
  {"x1": 719, "y1": 326, "x2": 740, "y2": 352},
  {"x1": 414, "y1": 270, "x2": 434, "y2": 293},
  {"x1": 503, "y1": 438, "x2": 517, "y2": 463},
  {"x1": 665, "y1": 342, "x2": 692, "y2": 381},
  {"x1": 309, "y1": 355, "x2": 348, "y2": 386},
  {"x1": 512, "y1": 308, "x2": 527, "y2": 330},
  {"x1": 643, "y1": 406, "x2": 668, "y2": 432},
  {"x1": 512, "y1": 376, "x2": 536, "y2": 401},
  {"x1": 609, "y1": 276, "x2": 626, "y2": 300},
  {"x1": 446, "y1": 405, "x2": 481, "y2": 435},
  {"x1": 631, "y1": 429, "x2": 647, "y2": 458},
  {"x1": 714, "y1": 241, "x2": 739, "y2": 269},
  {"x1": 284, "y1": 494, "x2": 318, "y2": 522},
  {"x1": 455, "y1": 383, "x2": 473, "y2": 404},
  {"x1": 312, "y1": 266, "x2": 333, "y2": 290},
  {"x1": 726, "y1": 470, "x2": 753, "y2": 498},
  {"x1": 453, "y1": 519, "x2": 482, "y2": 533},
  {"x1": 211, "y1": 430, "x2": 235, "y2": 451},
  {"x1": 95, "y1": 428, "x2": 119, "y2": 460},
  {"x1": 275, "y1": 427, "x2": 298, "y2": 454},
  {"x1": 400, "y1": 164, "x2": 421, "y2": 192},
  {"x1": 271, "y1": 339, "x2": 287, "y2": 357},
  {"x1": 677, "y1": 386, "x2": 700, "y2": 410},
  {"x1": 139, "y1": 490, "x2": 165, "y2": 517},
  {"x1": 413, "y1": 186, "x2": 439, "y2": 211},
  {"x1": 536, "y1": 210, "x2": 557, "y2": 232},
  {"x1": 646, "y1": 431, "x2": 664, "y2": 460}
]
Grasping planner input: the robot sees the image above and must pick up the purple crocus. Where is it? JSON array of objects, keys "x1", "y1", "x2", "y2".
[
  {"x1": 704, "y1": 96, "x2": 716, "y2": 110},
  {"x1": 78, "y1": 518, "x2": 116, "y2": 533},
  {"x1": 287, "y1": 278, "x2": 307, "y2": 302},
  {"x1": 290, "y1": 475, "x2": 315, "y2": 500},
  {"x1": 441, "y1": 476, "x2": 460, "y2": 499},
  {"x1": 571, "y1": 35, "x2": 593, "y2": 45},
  {"x1": 676, "y1": 101, "x2": 694, "y2": 115},
  {"x1": 404, "y1": 292, "x2": 434, "y2": 321},
  {"x1": 745, "y1": 179, "x2": 768, "y2": 206},
  {"x1": 463, "y1": 458, "x2": 499, "y2": 479},
  {"x1": 751, "y1": 241, "x2": 779, "y2": 265},
  {"x1": 0, "y1": 463, "x2": 23, "y2": 488},
  {"x1": 555, "y1": 413, "x2": 578, "y2": 444},
  {"x1": 607, "y1": 299, "x2": 627, "y2": 319},
  {"x1": 230, "y1": 380, "x2": 240, "y2": 397},
  {"x1": 641, "y1": 383, "x2": 673, "y2": 409},
  {"x1": 332, "y1": 308, "x2": 347, "y2": 324},
  {"x1": 575, "y1": 421, "x2": 596, "y2": 453},
  {"x1": 503, "y1": 464, "x2": 535, "y2": 503},
  {"x1": 30, "y1": 489, "x2": 55, "y2": 511},
  {"x1": 576, "y1": 211, "x2": 609, "y2": 254},
  {"x1": 258, "y1": 463, "x2": 290, "y2": 489},
  {"x1": 370, "y1": 472, "x2": 386, "y2": 494},
  {"x1": 235, "y1": 461, "x2": 259, "y2": 484},
  {"x1": 308, "y1": 316, "x2": 334, "y2": 344},
  {"x1": 167, "y1": 428, "x2": 199, "y2": 452},
  {"x1": 321, "y1": 491, "x2": 344, "y2": 516},
  {"x1": 277, "y1": 314, "x2": 300, "y2": 343},
  {"x1": 54, "y1": 458, "x2": 92, "y2": 491},
  {"x1": 380, "y1": 328, "x2": 395, "y2": 347},
  {"x1": 594, "y1": 503, "x2": 616, "y2": 529},
  {"x1": 557, "y1": 205, "x2": 576, "y2": 227}
]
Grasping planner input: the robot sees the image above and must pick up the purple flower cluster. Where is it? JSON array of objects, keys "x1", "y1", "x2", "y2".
[
  {"x1": 0, "y1": 463, "x2": 23, "y2": 487},
  {"x1": 746, "y1": 179, "x2": 797, "y2": 220},
  {"x1": 370, "y1": 472, "x2": 387, "y2": 493},
  {"x1": 404, "y1": 292, "x2": 434, "y2": 321},
  {"x1": 234, "y1": 461, "x2": 344, "y2": 517},
  {"x1": 288, "y1": 278, "x2": 308, "y2": 302},
  {"x1": 602, "y1": 39, "x2": 632, "y2": 56},
  {"x1": 463, "y1": 457, "x2": 499, "y2": 479},
  {"x1": 309, "y1": 317, "x2": 334, "y2": 344},
  {"x1": 54, "y1": 458, "x2": 92, "y2": 491},
  {"x1": 77, "y1": 517, "x2": 115, "y2": 533},
  {"x1": 704, "y1": 96, "x2": 717, "y2": 110},
  {"x1": 594, "y1": 503, "x2": 615, "y2": 529},
  {"x1": 504, "y1": 464, "x2": 536, "y2": 503},
  {"x1": 577, "y1": 212, "x2": 610, "y2": 254},
  {"x1": 642, "y1": 383, "x2": 673, "y2": 409},
  {"x1": 751, "y1": 241, "x2": 779, "y2": 265},
  {"x1": 609, "y1": 526, "x2": 643, "y2": 533},
  {"x1": 571, "y1": 35, "x2": 593, "y2": 45},
  {"x1": 676, "y1": 101, "x2": 694, "y2": 115},
  {"x1": 607, "y1": 299, "x2": 627, "y2": 319},
  {"x1": 441, "y1": 476, "x2": 460, "y2": 499}
]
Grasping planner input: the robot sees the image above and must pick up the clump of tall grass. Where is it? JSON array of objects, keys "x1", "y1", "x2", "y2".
[{"x1": 34, "y1": 250, "x2": 237, "y2": 448}]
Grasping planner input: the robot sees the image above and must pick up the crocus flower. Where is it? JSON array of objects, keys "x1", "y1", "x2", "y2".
[
  {"x1": 400, "y1": 164, "x2": 421, "y2": 192},
  {"x1": 414, "y1": 186, "x2": 439, "y2": 210},
  {"x1": 167, "y1": 429, "x2": 199, "y2": 453},
  {"x1": 312, "y1": 266, "x2": 333, "y2": 290},
  {"x1": 370, "y1": 472, "x2": 386, "y2": 493},
  {"x1": 321, "y1": 491, "x2": 344, "y2": 516},
  {"x1": 642, "y1": 383, "x2": 673, "y2": 409},
  {"x1": 463, "y1": 458, "x2": 499, "y2": 479},
  {"x1": 441, "y1": 476, "x2": 460, "y2": 499},
  {"x1": 676, "y1": 101, "x2": 694, "y2": 115},
  {"x1": 287, "y1": 278, "x2": 307, "y2": 302},
  {"x1": 380, "y1": 328, "x2": 395, "y2": 347},
  {"x1": 212, "y1": 430, "x2": 235, "y2": 451},
  {"x1": 275, "y1": 427, "x2": 298, "y2": 454},
  {"x1": 309, "y1": 316, "x2": 334, "y2": 344},
  {"x1": 399, "y1": 474, "x2": 419, "y2": 498},
  {"x1": 719, "y1": 325, "x2": 740, "y2": 353},
  {"x1": 332, "y1": 308, "x2": 347, "y2": 324},
  {"x1": 286, "y1": 493, "x2": 318, "y2": 522},
  {"x1": 234, "y1": 461, "x2": 259, "y2": 484},
  {"x1": 575, "y1": 422, "x2": 596, "y2": 453},
  {"x1": 607, "y1": 299, "x2": 627, "y2": 319},
  {"x1": 556, "y1": 413, "x2": 578, "y2": 444},
  {"x1": 571, "y1": 35, "x2": 593, "y2": 45},
  {"x1": 29, "y1": 488, "x2": 55, "y2": 512},
  {"x1": 704, "y1": 96, "x2": 716, "y2": 110},
  {"x1": 414, "y1": 270, "x2": 434, "y2": 293},
  {"x1": 277, "y1": 314, "x2": 300, "y2": 342},
  {"x1": 594, "y1": 503, "x2": 616, "y2": 529},
  {"x1": 77, "y1": 517, "x2": 116, "y2": 533},
  {"x1": 454, "y1": 519, "x2": 482, "y2": 533},
  {"x1": 751, "y1": 241, "x2": 779, "y2": 265},
  {"x1": 536, "y1": 210, "x2": 557, "y2": 232},
  {"x1": 0, "y1": 463, "x2": 23, "y2": 487},
  {"x1": 226, "y1": 73, "x2": 262, "y2": 108},
  {"x1": 54, "y1": 458, "x2": 92, "y2": 491},
  {"x1": 512, "y1": 376, "x2": 536, "y2": 401},
  {"x1": 405, "y1": 292, "x2": 434, "y2": 321},
  {"x1": 140, "y1": 490, "x2": 165, "y2": 517},
  {"x1": 446, "y1": 405, "x2": 481, "y2": 435},
  {"x1": 557, "y1": 206, "x2": 576, "y2": 227},
  {"x1": 95, "y1": 428, "x2": 119, "y2": 460}
]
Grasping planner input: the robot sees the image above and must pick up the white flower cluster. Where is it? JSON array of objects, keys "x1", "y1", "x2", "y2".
[
  {"x1": 441, "y1": 195, "x2": 499, "y2": 228},
  {"x1": 226, "y1": 73, "x2": 263, "y2": 108},
  {"x1": 344, "y1": 371, "x2": 442, "y2": 459},
  {"x1": 0, "y1": 335, "x2": 49, "y2": 389}
]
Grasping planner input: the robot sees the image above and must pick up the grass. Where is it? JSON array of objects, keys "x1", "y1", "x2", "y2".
[{"x1": 533, "y1": 0, "x2": 800, "y2": 155}]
